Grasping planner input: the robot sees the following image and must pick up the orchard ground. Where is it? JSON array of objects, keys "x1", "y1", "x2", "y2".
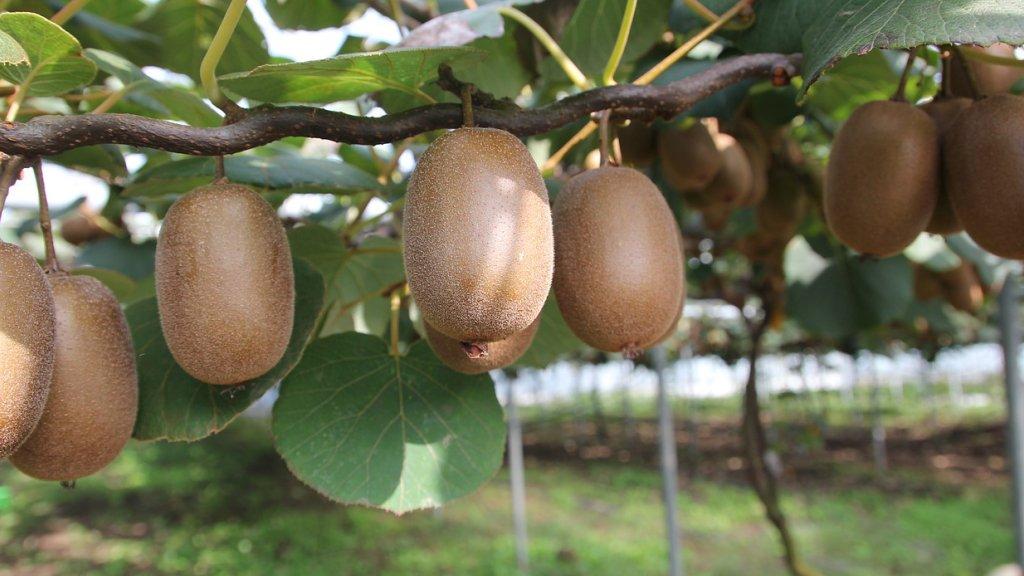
[{"x1": 0, "y1": 379, "x2": 1013, "y2": 576}]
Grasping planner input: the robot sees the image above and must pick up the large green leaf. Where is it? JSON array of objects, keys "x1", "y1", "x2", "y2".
[
  {"x1": 516, "y1": 295, "x2": 587, "y2": 368},
  {"x1": 136, "y1": 0, "x2": 269, "y2": 81},
  {"x1": 802, "y1": 0, "x2": 1024, "y2": 92},
  {"x1": 785, "y1": 238, "x2": 913, "y2": 339},
  {"x1": 273, "y1": 332, "x2": 506, "y2": 514},
  {"x1": 86, "y1": 48, "x2": 219, "y2": 126},
  {"x1": 50, "y1": 144, "x2": 128, "y2": 182},
  {"x1": 264, "y1": 0, "x2": 359, "y2": 30},
  {"x1": 124, "y1": 155, "x2": 383, "y2": 199},
  {"x1": 219, "y1": 46, "x2": 483, "y2": 104},
  {"x1": 0, "y1": 12, "x2": 96, "y2": 96},
  {"x1": 288, "y1": 224, "x2": 406, "y2": 311},
  {"x1": 548, "y1": 0, "x2": 672, "y2": 82},
  {"x1": 127, "y1": 259, "x2": 325, "y2": 442},
  {"x1": 75, "y1": 237, "x2": 156, "y2": 280}
]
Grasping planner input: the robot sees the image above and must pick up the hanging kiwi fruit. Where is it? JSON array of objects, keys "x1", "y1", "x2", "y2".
[
  {"x1": 920, "y1": 97, "x2": 972, "y2": 235},
  {"x1": 617, "y1": 120, "x2": 658, "y2": 167},
  {"x1": 156, "y1": 181, "x2": 296, "y2": 385},
  {"x1": 403, "y1": 127, "x2": 554, "y2": 350},
  {"x1": 553, "y1": 165, "x2": 686, "y2": 358},
  {"x1": 424, "y1": 315, "x2": 541, "y2": 375},
  {"x1": 12, "y1": 275, "x2": 138, "y2": 482},
  {"x1": 0, "y1": 242, "x2": 56, "y2": 459},
  {"x1": 657, "y1": 120, "x2": 724, "y2": 192},
  {"x1": 704, "y1": 133, "x2": 755, "y2": 206},
  {"x1": 824, "y1": 100, "x2": 940, "y2": 257},
  {"x1": 945, "y1": 94, "x2": 1024, "y2": 259},
  {"x1": 950, "y1": 43, "x2": 1024, "y2": 97}
]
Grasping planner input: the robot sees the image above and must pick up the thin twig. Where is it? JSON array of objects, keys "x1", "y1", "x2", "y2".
[
  {"x1": 0, "y1": 155, "x2": 26, "y2": 225},
  {"x1": 461, "y1": 85, "x2": 475, "y2": 127},
  {"x1": 214, "y1": 155, "x2": 226, "y2": 181},
  {"x1": 32, "y1": 160, "x2": 61, "y2": 273},
  {"x1": 51, "y1": 0, "x2": 91, "y2": 25},
  {"x1": 597, "y1": 111, "x2": 611, "y2": 167},
  {"x1": 892, "y1": 47, "x2": 918, "y2": 102}
]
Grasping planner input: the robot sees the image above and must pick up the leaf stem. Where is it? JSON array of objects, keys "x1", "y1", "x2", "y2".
[
  {"x1": 682, "y1": 0, "x2": 753, "y2": 31},
  {"x1": 389, "y1": 289, "x2": 402, "y2": 357},
  {"x1": 635, "y1": 0, "x2": 752, "y2": 86},
  {"x1": 32, "y1": 160, "x2": 62, "y2": 273},
  {"x1": 463, "y1": 0, "x2": 478, "y2": 8},
  {"x1": 200, "y1": 0, "x2": 248, "y2": 106},
  {"x1": 388, "y1": 0, "x2": 407, "y2": 38},
  {"x1": 498, "y1": 6, "x2": 592, "y2": 90},
  {"x1": 892, "y1": 47, "x2": 918, "y2": 102},
  {"x1": 51, "y1": 0, "x2": 91, "y2": 25},
  {"x1": 90, "y1": 85, "x2": 131, "y2": 115},
  {"x1": 602, "y1": 0, "x2": 638, "y2": 86},
  {"x1": 4, "y1": 85, "x2": 26, "y2": 122}
]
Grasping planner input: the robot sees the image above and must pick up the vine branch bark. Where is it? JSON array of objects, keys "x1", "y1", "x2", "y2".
[{"x1": 0, "y1": 53, "x2": 800, "y2": 157}]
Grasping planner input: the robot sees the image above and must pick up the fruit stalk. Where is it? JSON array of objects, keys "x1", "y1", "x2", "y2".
[
  {"x1": 50, "y1": 0, "x2": 91, "y2": 25},
  {"x1": 32, "y1": 160, "x2": 61, "y2": 273},
  {"x1": 497, "y1": 7, "x2": 592, "y2": 90},
  {"x1": 601, "y1": 0, "x2": 638, "y2": 87}
]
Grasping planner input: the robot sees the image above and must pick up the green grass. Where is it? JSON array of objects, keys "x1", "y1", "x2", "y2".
[{"x1": 0, "y1": 419, "x2": 1013, "y2": 576}]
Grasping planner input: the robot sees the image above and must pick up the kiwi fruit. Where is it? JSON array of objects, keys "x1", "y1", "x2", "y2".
[
  {"x1": 945, "y1": 95, "x2": 1024, "y2": 259},
  {"x1": 0, "y1": 242, "x2": 56, "y2": 459},
  {"x1": 701, "y1": 198, "x2": 734, "y2": 232},
  {"x1": 11, "y1": 275, "x2": 137, "y2": 481},
  {"x1": 938, "y1": 263, "x2": 984, "y2": 313},
  {"x1": 60, "y1": 206, "x2": 111, "y2": 246},
  {"x1": 824, "y1": 100, "x2": 939, "y2": 257},
  {"x1": 552, "y1": 166, "x2": 685, "y2": 357},
  {"x1": 156, "y1": 182, "x2": 295, "y2": 385},
  {"x1": 757, "y1": 166, "x2": 808, "y2": 239},
  {"x1": 657, "y1": 122, "x2": 724, "y2": 192},
  {"x1": 617, "y1": 121, "x2": 657, "y2": 166},
  {"x1": 951, "y1": 44, "x2": 1024, "y2": 97},
  {"x1": 921, "y1": 97, "x2": 972, "y2": 235},
  {"x1": 404, "y1": 127, "x2": 553, "y2": 344},
  {"x1": 913, "y1": 265, "x2": 944, "y2": 302},
  {"x1": 705, "y1": 133, "x2": 755, "y2": 206},
  {"x1": 729, "y1": 121, "x2": 771, "y2": 207},
  {"x1": 424, "y1": 314, "x2": 541, "y2": 375}
]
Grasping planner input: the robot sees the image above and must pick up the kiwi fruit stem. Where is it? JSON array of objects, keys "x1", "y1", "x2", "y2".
[
  {"x1": 390, "y1": 289, "x2": 402, "y2": 357},
  {"x1": 891, "y1": 47, "x2": 919, "y2": 102},
  {"x1": 32, "y1": 160, "x2": 62, "y2": 273}
]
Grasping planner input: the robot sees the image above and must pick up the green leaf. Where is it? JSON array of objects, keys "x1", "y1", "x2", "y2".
[
  {"x1": 127, "y1": 259, "x2": 325, "y2": 442},
  {"x1": 75, "y1": 237, "x2": 156, "y2": 280},
  {"x1": 71, "y1": 267, "x2": 137, "y2": 303},
  {"x1": 516, "y1": 296, "x2": 586, "y2": 368},
  {"x1": 264, "y1": 0, "x2": 359, "y2": 31},
  {"x1": 785, "y1": 238, "x2": 913, "y2": 339},
  {"x1": 136, "y1": 0, "x2": 269, "y2": 82},
  {"x1": 50, "y1": 144, "x2": 128, "y2": 182},
  {"x1": 0, "y1": 29, "x2": 29, "y2": 74},
  {"x1": 0, "y1": 12, "x2": 96, "y2": 96},
  {"x1": 124, "y1": 155, "x2": 383, "y2": 199},
  {"x1": 802, "y1": 0, "x2": 1024, "y2": 93},
  {"x1": 549, "y1": 0, "x2": 672, "y2": 82},
  {"x1": 219, "y1": 46, "x2": 484, "y2": 105},
  {"x1": 288, "y1": 224, "x2": 406, "y2": 312},
  {"x1": 86, "y1": 48, "x2": 219, "y2": 126},
  {"x1": 804, "y1": 50, "x2": 899, "y2": 120},
  {"x1": 273, "y1": 332, "x2": 506, "y2": 514}
]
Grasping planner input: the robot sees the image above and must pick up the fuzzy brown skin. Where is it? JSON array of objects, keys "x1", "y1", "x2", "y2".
[
  {"x1": 11, "y1": 275, "x2": 137, "y2": 481},
  {"x1": 553, "y1": 166, "x2": 686, "y2": 354},
  {"x1": 705, "y1": 133, "x2": 755, "y2": 206},
  {"x1": 0, "y1": 243, "x2": 55, "y2": 459},
  {"x1": 824, "y1": 101, "x2": 940, "y2": 258},
  {"x1": 617, "y1": 122, "x2": 657, "y2": 166},
  {"x1": 156, "y1": 182, "x2": 295, "y2": 385},
  {"x1": 657, "y1": 122, "x2": 724, "y2": 192},
  {"x1": 424, "y1": 315, "x2": 541, "y2": 375},
  {"x1": 757, "y1": 165, "x2": 808, "y2": 239},
  {"x1": 403, "y1": 127, "x2": 553, "y2": 343},
  {"x1": 945, "y1": 95, "x2": 1024, "y2": 259},
  {"x1": 950, "y1": 44, "x2": 1024, "y2": 97},
  {"x1": 921, "y1": 98, "x2": 972, "y2": 235}
]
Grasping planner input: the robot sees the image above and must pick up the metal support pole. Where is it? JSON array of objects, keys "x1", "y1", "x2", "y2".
[
  {"x1": 506, "y1": 377, "x2": 530, "y2": 574},
  {"x1": 653, "y1": 347, "x2": 684, "y2": 576},
  {"x1": 999, "y1": 274, "x2": 1024, "y2": 569}
]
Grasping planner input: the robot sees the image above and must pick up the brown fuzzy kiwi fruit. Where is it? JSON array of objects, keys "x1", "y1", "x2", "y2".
[
  {"x1": 921, "y1": 97, "x2": 972, "y2": 235},
  {"x1": 757, "y1": 166, "x2": 809, "y2": 239},
  {"x1": 11, "y1": 275, "x2": 137, "y2": 481},
  {"x1": 938, "y1": 263, "x2": 984, "y2": 313},
  {"x1": 424, "y1": 314, "x2": 541, "y2": 375},
  {"x1": 0, "y1": 242, "x2": 56, "y2": 459},
  {"x1": 705, "y1": 133, "x2": 755, "y2": 206},
  {"x1": 553, "y1": 166, "x2": 685, "y2": 357},
  {"x1": 156, "y1": 182, "x2": 295, "y2": 385},
  {"x1": 913, "y1": 265, "x2": 944, "y2": 302},
  {"x1": 945, "y1": 95, "x2": 1024, "y2": 259},
  {"x1": 404, "y1": 127, "x2": 553, "y2": 344},
  {"x1": 657, "y1": 122, "x2": 724, "y2": 192},
  {"x1": 824, "y1": 100, "x2": 939, "y2": 257},
  {"x1": 701, "y1": 198, "x2": 734, "y2": 232},
  {"x1": 60, "y1": 207, "x2": 110, "y2": 246},
  {"x1": 950, "y1": 44, "x2": 1024, "y2": 97},
  {"x1": 617, "y1": 121, "x2": 657, "y2": 166},
  {"x1": 730, "y1": 123, "x2": 771, "y2": 207}
]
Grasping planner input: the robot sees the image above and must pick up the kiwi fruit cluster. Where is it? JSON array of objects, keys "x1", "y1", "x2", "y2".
[
  {"x1": 1, "y1": 240, "x2": 139, "y2": 482},
  {"x1": 12, "y1": 275, "x2": 138, "y2": 481},
  {"x1": 404, "y1": 127, "x2": 553, "y2": 372},
  {"x1": 826, "y1": 45, "x2": 1024, "y2": 260},
  {"x1": 155, "y1": 182, "x2": 296, "y2": 385}
]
